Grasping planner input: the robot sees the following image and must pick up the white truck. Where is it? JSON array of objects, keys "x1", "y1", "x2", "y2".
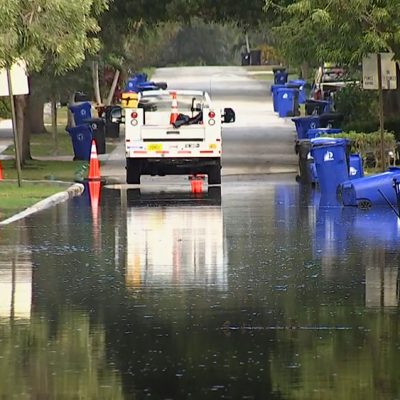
[{"x1": 112, "y1": 90, "x2": 235, "y2": 184}]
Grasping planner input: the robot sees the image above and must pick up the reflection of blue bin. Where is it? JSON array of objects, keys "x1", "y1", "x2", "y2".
[
  {"x1": 271, "y1": 84, "x2": 286, "y2": 112},
  {"x1": 340, "y1": 167, "x2": 400, "y2": 208},
  {"x1": 66, "y1": 125, "x2": 92, "y2": 160},
  {"x1": 353, "y1": 209, "x2": 400, "y2": 251},
  {"x1": 311, "y1": 138, "x2": 350, "y2": 207},
  {"x1": 277, "y1": 88, "x2": 299, "y2": 118},
  {"x1": 313, "y1": 207, "x2": 356, "y2": 259},
  {"x1": 274, "y1": 71, "x2": 288, "y2": 84},
  {"x1": 287, "y1": 80, "x2": 307, "y2": 104},
  {"x1": 68, "y1": 102, "x2": 92, "y2": 126},
  {"x1": 349, "y1": 154, "x2": 364, "y2": 180},
  {"x1": 307, "y1": 128, "x2": 342, "y2": 139},
  {"x1": 292, "y1": 116, "x2": 320, "y2": 139}
]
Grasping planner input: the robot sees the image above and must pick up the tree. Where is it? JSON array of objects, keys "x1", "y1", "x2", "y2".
[
  {"x1": 266, "y1": 0, "x2": 400, "y2": 66},
  {"x1": 0, "y1": 0, "x2": 110, "y2": 164}
]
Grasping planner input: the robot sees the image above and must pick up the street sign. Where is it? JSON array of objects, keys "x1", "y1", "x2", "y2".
[
  {"x1": 362, "y1": 53, "x2": 397, "y2": 90},
  {"x1": 0, "y1": 60, "x2": 29, "y2": 96}
]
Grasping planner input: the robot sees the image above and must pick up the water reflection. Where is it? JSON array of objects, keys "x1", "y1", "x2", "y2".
[
  {"x1": 0, "y1": 181, "x2": 399, "y2": 398},
  {"x1": 124, "y1": 187, "x2": 226, "y2": 289},
  {"x1": 0, "y1": 245, "x2": 32, "y2": 321}
]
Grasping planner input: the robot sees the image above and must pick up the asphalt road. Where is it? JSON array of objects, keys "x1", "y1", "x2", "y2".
[{"x1": 102, "y1": 66, "x2": 298, "y2": 183}]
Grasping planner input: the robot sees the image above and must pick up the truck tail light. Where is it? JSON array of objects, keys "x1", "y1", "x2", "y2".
[
  {"x1": 131, "y1": 111, "x2": 138, "y2": 126},
  {"x1": 208, "y1": 110, "x2": 215, "y2": 126}
]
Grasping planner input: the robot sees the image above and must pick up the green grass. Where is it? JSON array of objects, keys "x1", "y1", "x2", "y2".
[
  {"x1": 1, "y1": 159, "x2": 88, "y2": 181},
  {"x1": 0, "y1": 181, "x2": 70, "y2": 221}
]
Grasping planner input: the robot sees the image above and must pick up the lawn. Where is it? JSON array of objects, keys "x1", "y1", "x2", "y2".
[{"x1": 0, "y1": 181, "x2": 72, "y2": 221}]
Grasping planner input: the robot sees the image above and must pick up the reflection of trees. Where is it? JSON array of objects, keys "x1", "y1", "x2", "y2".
[
  {"x1": 270, "y1": 311, "x2": 400, "y2": 399},
  {"x1": 0, "y1": 310, "x2": 123, "y2": 399}
]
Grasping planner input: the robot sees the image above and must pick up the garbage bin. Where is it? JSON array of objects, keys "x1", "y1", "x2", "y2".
[
  {"x1": 69, "y1": 102, "x2": 92, "y2": 126},
  {"x1": 307, "y1": 128, "x2": 342, "y2": 139},
  {"x1": 271, "y1": 84, "x2": 286, "y2": 112},
  {"x1": 311, "y1": 137, "x2": 350, "y2": 207},
  {"x1": 305, "y1": 99, "x2": 331, "y2": 115},
  {"x1": 319, "y1": 112, "x2": 344, "y2": 129},
  {"x1": 295, "y1": 139, "x2": 317, "y2": 184},
  {"x1": 292, "y1": 116, "x2": 320, "y2": 139},
  {"x1": 250, "y1": 50, "x2": 261, "y2": 65},
  {"x1": 274, "y1": 71, "x2": 289, "y2": 85},
  {"x1": 276, "y1": 88, "x2": 299, "y2": 118},
  {"x1": 241, "y1": 53, "x2": 250, "y2": 66},
  {"x1": 66, "y1": 125, "x2": 92, "y2": 161},
  {"x1": 287, "y1": 80, "x2": 307, "y2": 104},
  {"x1": 74, "y1": 92, "x2": 90, "y2": 102},
  {"x1": 84, "y1": 118, "x2": 106, "y2": 154},
  {"x1": 340, "y1": 167, "x2": 400, "y2": 209},
  {"x1": 104, "y1": 106, "x2": 120, "y2": 138},
  {"x1": 349, "y1": 154, "x2": 364, "y2": 180}
]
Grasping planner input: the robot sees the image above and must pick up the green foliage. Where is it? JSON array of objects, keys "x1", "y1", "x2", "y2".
[
  {"x1": 0, "y1": 98, "x2": 11, "y2": 119},
  {"x1": 334, "y1": 84, "x2": 379, "y2": 131},
  {"x1": 323, "y1": 131, "x2": 396, "y2": 166},
  {"x1": 266, "y1": 0, "x2": 400, "y2": 69},
  {"x1": 0, "y1": 0, "x2": 110, "y2": 74}
]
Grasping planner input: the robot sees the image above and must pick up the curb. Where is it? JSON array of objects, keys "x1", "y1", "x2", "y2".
[{"x1": 0, "y1": 182, "x2": 85, "y2": 226}]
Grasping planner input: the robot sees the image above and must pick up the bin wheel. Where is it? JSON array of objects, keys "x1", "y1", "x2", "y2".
[
  {"x1": 358, "y1": 199, "x2": 372, "y2": 210},
  {"x1": 126, "y1": 159, "x2": 141, "y2": 184}
]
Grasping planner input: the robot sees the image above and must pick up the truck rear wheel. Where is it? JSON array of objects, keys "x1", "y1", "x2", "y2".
[
  {"x1": 208, "y1": 163, "x2": 221, "y2": 184},
  {"x1": 126, "y1": 159, "x2": 141, "y2": 184}
]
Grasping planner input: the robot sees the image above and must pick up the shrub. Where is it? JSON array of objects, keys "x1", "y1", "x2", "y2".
[
  {"x1": 0, "y1": 98, "x2": 11, "y2": 119},
  {"x1": 323, "y1": 131, "x2": 396, "y2": 168},
  {"x1": 334, "y1": 84, "x2": 379, "y2": 131}
]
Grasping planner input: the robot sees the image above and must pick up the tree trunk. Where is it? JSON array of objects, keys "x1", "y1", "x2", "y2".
[
  {"x1": 245, "y1": 32, "x2": 250, "y2": 54},
  {"x1": 14, "y1": 95, "x2": 31, "y2": 164},
  {"x1": 105, "y1": 70, "x2": 120, "y2": 106},
  {"x1": 92, "y1": 61, "x2": 102, "y2": 105},
  {"x1": 300, "y1": 62, "x2": 310, "y2": 80},
  {"x1": 29, "y1": 96, "x2": 47, "y2": 134},
  {"x1": 51, "y1": 97, "x2": 58, "y2": 155}
]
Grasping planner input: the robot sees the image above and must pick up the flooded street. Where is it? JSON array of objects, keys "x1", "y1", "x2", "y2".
[{"x1": 1, "y1": 176, "x2": 400, "y2": 399}]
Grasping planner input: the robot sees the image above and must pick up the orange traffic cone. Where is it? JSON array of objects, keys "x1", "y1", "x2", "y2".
[
  {"x1": 87, "y1": 140, "x2": 101, "y2": 181},
  {"x1": 170, "y1": 92, "x2": 179, "y2": 125},
  {"x1": 0, "y1": 161, "x2": 3, "y2": 181},
  {"x1": 189, "y1": 175, "x2": 204, "y2": 194}
]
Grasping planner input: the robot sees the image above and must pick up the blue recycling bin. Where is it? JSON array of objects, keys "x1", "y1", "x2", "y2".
[
  {"x1": 349, "y1": 154, "x2": 364, "y2": 180},
  {"x1": 277, "y1": 88, "x2": 299, "y2": 118},
  {"x1": 292, "y1": 116, "x2": 320, "y2": 139},
  {"x1": 311, "y1": 138, "x2": 350, "y2": 207},
  {"x1": 287, "y1": 80, "x2": 307, "y2": 104},
  {"x1": 66, "y1": 125, "x2": 92, "y2": 161},
  {"x1": 274, "y1": 71, "x2": 288, "y2": 84},
  {"x1": 271, "y1": 84, "x2": 286, "y2": 112},
  {"x1": 307, "y1": 128, "x2": 342, "y2": 139},
  {"x1": 68, "y1": 102, "x2": 92, "y2": 126},
  {"x1": 340, "y1": 167, "x2": 400, "y2": 208}
]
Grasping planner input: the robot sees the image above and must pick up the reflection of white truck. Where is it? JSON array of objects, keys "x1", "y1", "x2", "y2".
[
  {"x1": 113, "y1": 90, "x2": 235, "y2": 184},
  {"x1": 125, "y1": 191, "x2": 227, "y2": 289}
]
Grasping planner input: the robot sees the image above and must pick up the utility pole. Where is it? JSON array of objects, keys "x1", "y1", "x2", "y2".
[{"x1": 6, "y1": 67, "x2": 22, "y2": 187}]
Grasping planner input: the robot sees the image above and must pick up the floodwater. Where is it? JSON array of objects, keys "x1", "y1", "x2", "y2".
[{"x1": 0, "y1": 177, "x2": 399, "y2": 399}]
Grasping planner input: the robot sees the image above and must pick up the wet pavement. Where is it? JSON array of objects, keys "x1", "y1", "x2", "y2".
[{"x1": 0, "y1": 177, "x2": 399, "y2": 399}]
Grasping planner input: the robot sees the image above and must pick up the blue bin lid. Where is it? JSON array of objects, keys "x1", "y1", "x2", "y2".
[
  {"x1": 292, "y1": 116, "x2": 320, "y2": 122},
  {"x1": 276, "y1": 87, "x2": 299, "y2": 93},
  {"x1": 311, "y1": 137, "x2": 349, "y2": 147},
  {"x1": 289, "y1": 79, "x2": 306, "y2": 85},
  {"x1": 308, "y1": 128, "x2": 342, "y2": 134}
]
